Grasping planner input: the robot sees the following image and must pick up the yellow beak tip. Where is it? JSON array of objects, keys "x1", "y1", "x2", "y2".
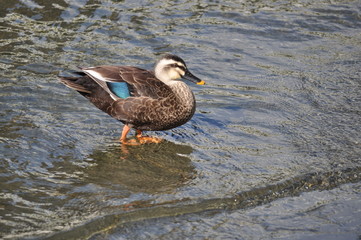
[{"x1": 197, "y1": 80, "x2": 206, "y2": 85}]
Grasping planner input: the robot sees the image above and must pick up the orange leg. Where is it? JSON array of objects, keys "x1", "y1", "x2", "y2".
[
  {"x1": 119, "y1": 125, "x2": 138, "y2": 145},
  {"x1": 135, "y1": 130, "x2": 163, "y2": 144}
]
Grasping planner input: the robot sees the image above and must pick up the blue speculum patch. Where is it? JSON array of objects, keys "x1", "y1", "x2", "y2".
[{"x1": 107, "y1": 82, "x2": 131, "y2": 99}]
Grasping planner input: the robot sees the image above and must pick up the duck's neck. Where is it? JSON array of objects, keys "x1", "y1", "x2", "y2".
[{"x1": 167, "y1": 81, "x2": 195, "y2": 107}]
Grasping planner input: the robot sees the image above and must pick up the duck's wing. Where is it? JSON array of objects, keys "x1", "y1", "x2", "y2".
[
  {"x1": 81, "y1": 66, "x2": 125, "y2": 100},
  {"x1": 81, "y1": 66, "x2": 173, "y2": 99}
]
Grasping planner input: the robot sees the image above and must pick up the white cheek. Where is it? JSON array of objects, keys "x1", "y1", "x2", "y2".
[
  {"x1": 178, "y1": 69, "x2": 185, "y2": 76},
  {"x1": 169, "y1": 70, "x2": 181, "y2": 80}
]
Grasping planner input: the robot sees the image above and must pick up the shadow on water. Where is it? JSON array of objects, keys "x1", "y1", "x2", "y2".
[{"x1": 83, "y1": 141, "x2": 196, "y2": 194}]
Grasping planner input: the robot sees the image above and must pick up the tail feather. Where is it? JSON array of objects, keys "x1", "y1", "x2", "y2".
[{"x1": 59, "y1": 77, "x2": 92, "y2": 94}]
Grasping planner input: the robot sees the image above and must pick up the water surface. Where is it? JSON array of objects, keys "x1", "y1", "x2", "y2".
[{"x1": 0, "y1": 0, "x2": 360, "y2": 239}]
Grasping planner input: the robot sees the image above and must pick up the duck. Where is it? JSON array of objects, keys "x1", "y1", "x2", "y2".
[{"x1": 59, "y1": 54, "x2": 205, "y2": 145}]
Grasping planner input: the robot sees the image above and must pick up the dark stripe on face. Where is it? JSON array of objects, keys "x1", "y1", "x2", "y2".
[{"x1": 167, "y1": 63, "x2": 186, "y2": 71}]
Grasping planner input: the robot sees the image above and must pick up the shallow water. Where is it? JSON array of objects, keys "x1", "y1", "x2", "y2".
[{"x1": 0, "y1": 0, "x2": 360, "y2": 239}]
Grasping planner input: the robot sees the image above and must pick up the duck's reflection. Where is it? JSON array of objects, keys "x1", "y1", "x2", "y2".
[{"x1": 83, "y1": 140, "x2": 196, "y2": 194}]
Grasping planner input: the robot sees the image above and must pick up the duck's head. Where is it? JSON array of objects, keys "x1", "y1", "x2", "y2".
[{"x1": 154, "y1": 54, "x2": 205, "y2": 85}]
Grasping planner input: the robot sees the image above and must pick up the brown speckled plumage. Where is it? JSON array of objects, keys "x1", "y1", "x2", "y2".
[{"x1": 59, "y1": 54, "x2": 204, "y2": 144}]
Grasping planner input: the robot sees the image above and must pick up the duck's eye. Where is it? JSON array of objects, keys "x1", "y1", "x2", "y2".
[
  {"x1": 169, "y1": 63, "x2": 186, "y2": 71},
  {"x1": 177, "y1": 65, "x2": 186, "y2": 71}
]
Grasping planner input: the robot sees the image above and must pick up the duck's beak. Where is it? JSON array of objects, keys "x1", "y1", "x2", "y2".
[{"x1": 182, "y1": 70, "x2": 205, "y2": 85}]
